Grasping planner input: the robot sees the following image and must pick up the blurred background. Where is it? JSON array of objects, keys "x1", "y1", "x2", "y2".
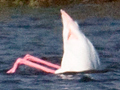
[{"x1": 0, "y1": 0, "x2": 119, "y2": 7}]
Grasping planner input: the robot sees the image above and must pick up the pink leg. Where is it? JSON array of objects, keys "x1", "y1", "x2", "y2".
[
  {"x1": 23, "y1": 54, "x2": 60, "y2": 69},
  {"x1": 7, "y1": 58, "x2": 22, "y2": 74},
  {"x1": 7, "y1": 54, "x2": 60, "y2": 74}
]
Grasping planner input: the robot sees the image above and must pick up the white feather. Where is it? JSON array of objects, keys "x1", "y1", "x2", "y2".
[{"x1": 55, "y1": 10, "x2": 100, "y2": 74}]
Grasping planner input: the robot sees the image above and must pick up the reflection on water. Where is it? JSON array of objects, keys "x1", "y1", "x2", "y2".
[{"x1": 0, "y1": 3, "x2": 120, "y2": 90}]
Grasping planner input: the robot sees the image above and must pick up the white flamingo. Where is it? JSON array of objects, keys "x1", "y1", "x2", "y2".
[{"x1": 7, "y1": 9, "x2": 100, "y2": 74}]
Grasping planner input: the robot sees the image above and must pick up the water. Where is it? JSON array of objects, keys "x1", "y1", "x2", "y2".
[{"x1": 0, "y1": 6, "x2": 120, "y2": 90}]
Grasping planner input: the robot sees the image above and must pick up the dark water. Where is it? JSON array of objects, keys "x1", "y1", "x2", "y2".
[{"x1": 0, "y1": 6, "x2": 120, "y2": 90}]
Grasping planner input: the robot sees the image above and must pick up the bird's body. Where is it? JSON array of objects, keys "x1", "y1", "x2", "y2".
[
  {"x1": 55, "y1": 10, "x2": 100, "y2": 74},
  {"x1": 7, "y1": 9, "x2": 100, "y2": 74}
]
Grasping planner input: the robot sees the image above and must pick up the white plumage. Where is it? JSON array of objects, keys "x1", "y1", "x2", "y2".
[{"x1": 55, "y1": 10, "x2": 100, "y2": 74}]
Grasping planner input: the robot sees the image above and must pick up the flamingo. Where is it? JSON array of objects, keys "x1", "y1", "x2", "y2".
[{"x1": 7, "y1": 9, "x2": 100, "y2": 74}]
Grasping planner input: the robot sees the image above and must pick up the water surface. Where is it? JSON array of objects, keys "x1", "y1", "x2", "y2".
[{"x1": 0, "y1": 5, "x2": 120, "y2": 90}]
